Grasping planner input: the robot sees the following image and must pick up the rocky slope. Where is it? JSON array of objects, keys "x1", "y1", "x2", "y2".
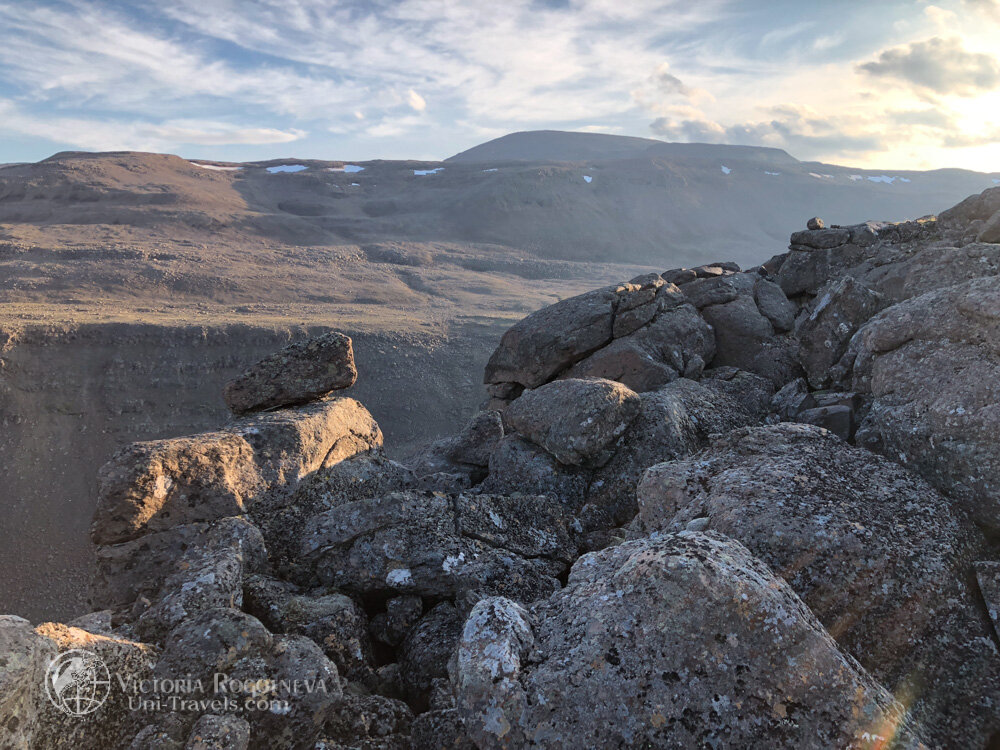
[{"x1": 4, "y1": 185, "x2": 1000, "y2": 747}]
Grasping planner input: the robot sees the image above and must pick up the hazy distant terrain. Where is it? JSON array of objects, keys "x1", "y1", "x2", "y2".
[{"x1": 1, "y1": 129, "x2": 998, "y2": 620}]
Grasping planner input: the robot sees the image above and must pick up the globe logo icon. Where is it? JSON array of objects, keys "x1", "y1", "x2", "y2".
[{"x1": 44, "y1": 649, "x2": 111, "y2": 717}]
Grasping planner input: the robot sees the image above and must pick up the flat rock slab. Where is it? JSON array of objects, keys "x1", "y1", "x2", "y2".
[{"x1": 224, "y1": 332, "x2": 357, "y2": 415}]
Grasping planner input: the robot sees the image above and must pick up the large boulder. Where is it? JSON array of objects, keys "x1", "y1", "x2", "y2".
[
  {"x1": 635, "y1": 423, "x2": 999, "y2": 747},
  {"x1": 483, "y1": 284, "x2": 622, "y2": 389},
  {"x1": 149, "y1": 608, "x2": 342, "y2": 749},
  {"x1": 93, "y1": 398, "x2": 382, "y2": 544},
  {"x1": 845, "y1": 277, "x2": 1000, "y2": 529},
  {"x1": 795, "y1": 276, "x2": 883, "y2": 389},
  {"x1": 223, "y1": 332, "x2": 357, "y2": 416},
  {"x1": 561, "y1": 303, "x2": 714, "y2": 391},
  {"x1": 299, "y1": 492, "x2": 574, "y2": 602},
  {"x1": 586, "y1": 371, "x2": 773, "y2": 527},
  {"x1": 31, "y1": 622, "x2": 157, "y2": 750},
  {"x1": 504, "y1": 378, "x2": 640, "y2": 467},
  {"x1": 92, "y1": 516, "x2": 265, "y2": 614},
  {"x1": 453, "y1": 533, "x2": 921, "y2": 749}
]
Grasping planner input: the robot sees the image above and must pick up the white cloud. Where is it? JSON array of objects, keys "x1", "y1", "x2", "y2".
[{"x1": 407, "y1": 89, "x2": 427, "y2": 112}]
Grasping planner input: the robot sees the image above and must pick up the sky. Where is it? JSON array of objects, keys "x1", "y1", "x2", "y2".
[{"x1": 1, "y1": 0, "x2": 999, "y2": 170}]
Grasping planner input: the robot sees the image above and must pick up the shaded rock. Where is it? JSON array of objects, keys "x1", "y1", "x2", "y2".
[
  {"x1": 979, "y1": 208, "x2": 1000, "y2": 243},
  {"x1": 976, "y1": 561, "x2": 1000, "y2": 641},
  {"x1": 93, "y1": 398, "x2": 382, "y2": 545},
  {"x1": 678, "y1": 275, "x2": 739, "y2": 308},
  {"x1": 790, "y1": 226, "x2": 852, "y2": 249},
  {"x1": 478, "y1": 436, "x2": 589, "y2": 503},
  {"x1": 483, "y1": 285, "x2": 618, "y2": 388},
  {"x1": 845, "y1": 277, "x2": 1000, "y2": 529},
  {"x1": 322, "y1": 693, "x2": 412, "y2": 747},
  {"x1": 135, "y1": 519, "x2": 267, "y2": 640},
  {"x1": 369, "y1": 595, "x2": 423, "y2": 648},
  {"x1": 504, "y1": 379, "x2": 640, "y2": 467},
  {"x1": 453, "y1": 534, "x2": 920, "y2": 749},
  {"x1": 700, "y1": 295, "x2": 799, "y2": 387},
  {"x1": 92, "y1": 516, "x2": 266, "y2": 619},
  {"x1": 753, "y1": 277, "x2": 796, "y2": 332},
  {"x1": 184, "y1": 714, "x2": 250, "y2": 750},
  {"x1": 795, "y1": 404, "x2": 853, "y2": 441},
  {"x1": 253, "y1": 452, "x2": 413, "y2": 576},
  {"x1": 409, "y1": 709, "x2": 474, "y2": 750},
  {"x1": 562, "y1": 302, "x2": 714, "y2": 392},
  {"x1": 409, "y1": 411, "x2": 503, "y2": 485},
  {"x1": 223, "y1": 332, "x2": 357, "y2": 416},
  {"x1": 152, "y1": 608, "x2": 342, "y2": 749},
  {"x1": 399, "y1": 602, "x2": 464, "y2": 705},
  {"x1": 129, "y1": 725, "x2": 184, "y2": 750},
  {"x1": 32, "y1": 622, "x2": 157, "y2": 750},
  {"x1": 770, "y1": 377, "x2": 815, "y2": 421},
  {"x1": 242, "y1": 577, "x2": 372, "y2": 682},
  {"x1": 661, "y1": 267, "x2": 697, "y2": 285},
  {"x1": 299, "y1": 492, "x2": 571, "y2": 602},
  {"x1": 796, "y1": 276, "x2": 883, "y2": 389},
  {"x1": 0, "y1": 615, "x2": 57, "y2": 749},
  {"x1": 635, "y1": 423, "x2": 997, "y2": 747},
  {"x1": 586, "y1": 372, "x2": 773, "y2": 526}
]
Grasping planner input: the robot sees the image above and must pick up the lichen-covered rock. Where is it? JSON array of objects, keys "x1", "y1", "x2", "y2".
[
  {"x1": 134, "y1": 521, "x2": 268, "y2": 640},
  {"x1": 223, "y1": 332, "x2": 357, "y2": 416},
  {"x1": 845, "y1": 277, "x2": 1000, "y2": 529},
  {"x1": 252, "y1": 451, "x2": 413, "y2": 577},
  {"x1": 299, "y1": 492, "x2": 572, "y2": 602},
  {"x1": 504, "y1": 378, "x2": 640, "y2": 467},
  {"x1": 93, "y1": 398, "x2": 382, "y2": 544},
  {"x1": 453, "y1": 533, "x2": 921, "y2": 749},
  {"x1": 151, "y1": 608, "x2": 342, "y2": 749},
  {"x1": 796, "y1": 276, "x2": 883, "y2": 389},
  {"x1": 31, "y1": 623, "x2": 157, "y2": 750},
  {"x1": 585, "y1": 372, "x2": 773, "y2": 526},
  {"x1": 92, "y1": 516, "x2": 266, "y2": 618},
  {"x1": 409, "y1": 709, "x2": 474, "y2": 750},
  {"x1": 399, "y1": 602, "x2": 463, "y2": 705},
  {"x1": 184, "y1": 714, "x2": 250, "y2": 750},
  {"x1": 241, "y1": 578, "x2": 372, "y2": 682},
  {"x1": 635, "y1": 423, "x2": 997, "y2": 747},
  {"x1": 561, "y1": 303, "x2": 714, "y2": 391},
  {"x1": 322, "y1": 692, "x2": 412, "y2": 747},
  {"x1": 0, "y1": 615, "x2": 57, "y2": 749}
]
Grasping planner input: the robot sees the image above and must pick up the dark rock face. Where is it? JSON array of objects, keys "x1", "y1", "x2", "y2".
[
  {"x1": 453, "y1": 533, "x2": 921, "y2": 749},
  {"x1": 635, "y1": 423, "x2": 999, "y2": 748},
  {"x1": 844, "y1": 277, "x2": 1000, "y2": 529},
  {"x1": 223, "y1": 332, "x2": 357, "y2": 416},
  {"x1": 795, "y1": 276, "x2": 883, "y2": 389},
  {"x1": 298, "y1": 492, "x2": 573, "y2": 602},
  {"x1": 504, "y1": 378, "x2": 640, "y2": 467}
]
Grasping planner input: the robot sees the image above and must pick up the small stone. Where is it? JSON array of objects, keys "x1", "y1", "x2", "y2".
[{"x1": 807, "y1": 216, "x2": 825, "y2": 230}]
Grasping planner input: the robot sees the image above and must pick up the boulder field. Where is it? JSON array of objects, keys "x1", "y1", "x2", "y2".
[{"x1": 5, "y1": 187, "x2": 1000, "y2": 748}]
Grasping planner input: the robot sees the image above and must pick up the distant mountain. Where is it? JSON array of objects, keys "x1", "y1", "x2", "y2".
[{"x1": 447, "y1": 129, "x2": 799, "y2": 166}]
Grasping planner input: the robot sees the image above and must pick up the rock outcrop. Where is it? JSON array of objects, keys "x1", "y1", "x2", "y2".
[
  {"x1": 453, "y1": 533, "x2": 922, "y2": 749},
  {"x1": 635, "y1": 423, "x2": 998, "y2": 747},
  {"x1": 11, "y1": 187, "x2": 1000, "y2": 748}
]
